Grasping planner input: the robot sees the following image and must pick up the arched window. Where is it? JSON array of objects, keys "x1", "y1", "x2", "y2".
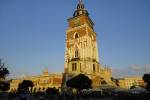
[
  {"x1": 93, "y1": 64, "x2": 96, "y2": 73},
  {"x1": 75, "y1": 49, "x2": 78, "y2": 58},
  {"x1": 72, "y1": 63, "x2": 77, "y2": 71},
  {"x1": 75, "y1": 33, "x2": 79, "y2": 38},
  {"x1": 80, "y1": 63, "x2": 82, "y2": 72}
]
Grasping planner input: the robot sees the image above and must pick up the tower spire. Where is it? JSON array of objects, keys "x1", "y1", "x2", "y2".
[
  {"x1": 73, "y1": 0, "x2": 88, "y2": 17},
  {"x1": 79, "y1": 0, "x2": 83, "y2": 4},
  {"x1": 77, "y1": 0, "x2": 84, "y2": 9}
]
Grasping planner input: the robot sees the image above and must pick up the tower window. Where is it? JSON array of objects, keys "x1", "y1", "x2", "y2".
[
  {"x1": 75, "y1": 49, "x2": 79, "y2": 58},
  {"x1": 72, "y1": 63, "x2": 77, "y2": 71},
  {"x1": 93, "y1": 64, "x2": 95, "y2": 72},
  {"x1": 75, "y1": 33, "x2": 79, "y2": 38},
  {"x1": 80, "y1": 63, "x2": 82, "y2": 72}
]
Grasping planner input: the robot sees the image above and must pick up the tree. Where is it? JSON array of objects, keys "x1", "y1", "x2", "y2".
[
  {"x1": 101, "y1": 80, "x2": 107, "y2": 85},
  {"x1": 0, "y1": 59, "x2": 9, "y2": 80},
  {"x1": 0, "y1": 81, "x2": 10, "y2": 91},
  {"x1": 45, "y1": 88, "x2": 59, "y2": 100},
  {"x1": 66, "y1": 74, "x2": 92, "y2": 91},
  {"x1": 0, "y1": 59, "x2": 10, "y2": 92},
  {"x1": 46, "y1": 88, "x2": 59, "y2": 95},
  {"x1": 143, "y1": 74, "x2": 150, "y2": 91},
  {"x1": 18, "y1": 80, "x2": 33, "y2": 93},
  {"x1": 111, "y1": 77, "x2": 119, "y2": 86},
  {"x1": 130, "y1": 85, "x2": 136, "y2": 89}
]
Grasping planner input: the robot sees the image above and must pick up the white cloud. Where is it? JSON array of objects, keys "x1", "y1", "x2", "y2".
[
  {"x1": 142, "y1": 64, "x2": 150, "y2": 73},
  {"x1": 111, "y1": 64, "x2": 150, "y2": 78},
  {"x1": 128, "y1": 64, "x2": 141, "y2": 71}
]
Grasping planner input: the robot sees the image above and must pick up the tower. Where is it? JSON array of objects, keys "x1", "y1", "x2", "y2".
[
  {"x1": 65, "y1": 0, "x2": 100, "y2": 76},
  {"x1": 64, "y1": 1, "x2": 112, "y2": 88}
]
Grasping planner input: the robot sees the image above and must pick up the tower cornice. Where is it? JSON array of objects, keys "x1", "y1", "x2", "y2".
[
  {"x1": 66, "y1": 24, "x2": 96, "y2": 36},
  {"x1": 67, "y1": 14, "x2": 94, "y2": 26}
]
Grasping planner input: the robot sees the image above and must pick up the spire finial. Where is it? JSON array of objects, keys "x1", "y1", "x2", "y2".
[
  {"x1": 79, "y1": 0, "x2": 83, "y2": 4},
  {"x1": 73, "y1": 0, "x2": 88, "y2": 17}
]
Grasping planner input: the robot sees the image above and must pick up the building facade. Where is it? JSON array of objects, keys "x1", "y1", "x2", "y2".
[
  {"x1": 64, "y1": 0, "x2": 112, "y2": 88},
  {"x1": 10, "y1": 69, "x2": 62, "y2": 92},
  {"x1": 117, "y1": 76, "x2": 144, "y2": 89}
]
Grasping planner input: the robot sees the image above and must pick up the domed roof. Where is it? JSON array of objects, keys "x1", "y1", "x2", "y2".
[
  {"x1": 42, "y1": 68, "x2": 49, "y2": 76},
  {"x1": 73, "y1": 0, "x2": 89, "y2": 17}
]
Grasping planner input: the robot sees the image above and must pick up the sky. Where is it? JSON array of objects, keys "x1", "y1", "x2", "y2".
[{"x1": 0, "y1": 0, "x2": 150, "y2": 78}]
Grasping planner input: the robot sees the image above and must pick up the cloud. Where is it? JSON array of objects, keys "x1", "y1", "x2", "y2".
[
  {"x1": 128, "y1": 64, "x2": 141, "y2": 71},
  {"x1": 111, "y1": 64, "x2": 150, "y2": 78},
  {"x1": 128, "y1": 64, "x2": 150, "y2": 74},
  {"x1": 142, "y1": 64, "x2": 150, "y2": 73}
]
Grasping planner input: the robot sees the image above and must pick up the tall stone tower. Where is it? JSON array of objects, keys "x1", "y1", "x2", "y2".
[
  {"x1": 64, "y1": 0, "x2": 112, "y2": 87},
  {"x1": 65, "y1": 0, "x2": 100, "y2": 74}
]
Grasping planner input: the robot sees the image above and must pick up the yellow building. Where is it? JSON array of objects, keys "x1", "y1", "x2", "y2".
[
  {"x1": 118, "y1": 76, "x2": 144, "y2": 89},
  {"x1": 10, "y1": 69, "x2": 62, "y2": 92},
  {"x1": 64, "y1": 0, "x2": 112, "y2": 88}
]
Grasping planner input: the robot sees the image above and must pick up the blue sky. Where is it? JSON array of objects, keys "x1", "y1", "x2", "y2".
[{"x1": 0, "y1": 0, "x2": 150, "y2": 78}]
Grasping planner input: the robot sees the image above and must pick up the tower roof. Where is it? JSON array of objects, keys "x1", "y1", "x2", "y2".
[
  {"x1": 42, "y1": 68, "x2": 49, "y2": 76},
  {"x1": 73, "y1": 0, "x2": 89, "y2": 17}
]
